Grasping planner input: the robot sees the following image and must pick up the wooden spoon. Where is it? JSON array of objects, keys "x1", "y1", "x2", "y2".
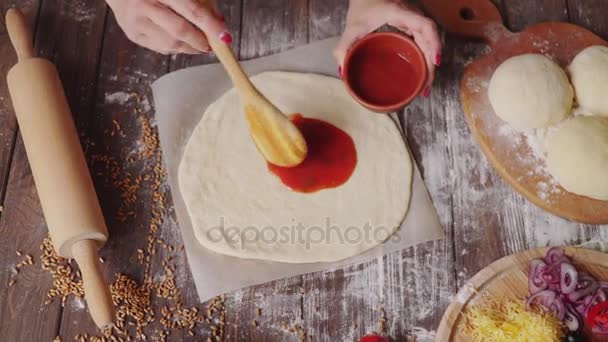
[{"x1": 203, "y1": 27, "x2": 307, "y2": 167}]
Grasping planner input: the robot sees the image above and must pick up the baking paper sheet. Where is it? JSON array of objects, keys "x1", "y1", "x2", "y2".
[{"x1": 151, "y1": 37, "x2": 445, "y2": 302}]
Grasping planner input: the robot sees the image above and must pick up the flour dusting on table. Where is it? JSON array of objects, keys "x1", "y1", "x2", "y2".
[{"x1": 497, "y1": 122, "x2": 561, "y2": 202}]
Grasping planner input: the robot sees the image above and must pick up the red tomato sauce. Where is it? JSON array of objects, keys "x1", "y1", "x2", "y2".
[
  {"x1": 268, "y1": 114, "x2": 357, "y2": 193},
  {"x1": 347, "y1": 44, "x2": 420, "y2": 106}
]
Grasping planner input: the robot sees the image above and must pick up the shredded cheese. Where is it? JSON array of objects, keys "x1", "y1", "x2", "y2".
[{"x1": 465, "y1": 299, "x2": 565, "y2": 342}]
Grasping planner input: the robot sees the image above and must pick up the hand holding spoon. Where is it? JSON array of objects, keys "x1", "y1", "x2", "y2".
[{"x1": 202, "y1": 12, "x2": 307, "y2": 167}]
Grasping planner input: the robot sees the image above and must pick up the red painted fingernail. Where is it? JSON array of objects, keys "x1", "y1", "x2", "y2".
[
  {"x1": 338, "y1": 65, "x2": 343, "y2": 78},
  {"x1": 423, "y1": 86, "x2": 431, "y2": 97},
  {"x1": 436, "y1": 53, "x2": 442, "y2": 66},
  {"x1": 219, "y1": 31, "x2": 232, "y2": 45}
]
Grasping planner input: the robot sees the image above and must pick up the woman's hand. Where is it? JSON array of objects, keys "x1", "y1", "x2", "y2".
[
  {"x1": 335, "y1": 0, "x2": 442, "y2": 97},
  {"x1": 106, "y1": 0, "x2": 232, "y2": 55}
]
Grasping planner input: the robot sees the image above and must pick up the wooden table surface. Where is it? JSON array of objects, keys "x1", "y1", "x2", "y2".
[{"x1": 1, "y1": 0, "x2": 607, "y2": 341}]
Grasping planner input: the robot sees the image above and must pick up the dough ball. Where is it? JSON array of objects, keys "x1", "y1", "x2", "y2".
[
  {"x1": 488, "y1": 54, "x2": 573, "y2": 129},
  {"x1": 547, "y1": 116, "x2": 608, "y2": 201},
  {"x1": 568, "y1": 45, "x2": 608, "y2": 116}
]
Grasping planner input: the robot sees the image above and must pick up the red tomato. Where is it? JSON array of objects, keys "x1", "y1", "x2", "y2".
[
  {"x1": 587, "y1": 301, "x2": 608, "y2": 333},
  {"x1": 360, "y1": 335, "x2": 389, "y2": 342}
]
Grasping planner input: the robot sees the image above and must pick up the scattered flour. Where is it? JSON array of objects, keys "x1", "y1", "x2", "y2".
[
  {"x1": 70, "y1": 296, "x2": 86, "y2": 311},
  {"x1": 105, "y1": 91, "x2": 135, "y2": 105},
  {"x1": 409, "y1": 326, "x2": 436, "y2": 342},
  {"x1": 497, "y1": 122, "x2": 561, "y2": 202},
  {"x1": 140, "y1": 95, "x2": 152, "y2": 112}
]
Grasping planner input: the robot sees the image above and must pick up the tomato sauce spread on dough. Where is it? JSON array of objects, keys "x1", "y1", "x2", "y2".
[{"x1": 267, "y1": 114, "x2": 357, "y2": 193}]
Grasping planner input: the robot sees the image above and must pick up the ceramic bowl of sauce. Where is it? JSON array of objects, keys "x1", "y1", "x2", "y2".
[{"x1": 343, "y1": 32, "x2": 427, "y2": 113}]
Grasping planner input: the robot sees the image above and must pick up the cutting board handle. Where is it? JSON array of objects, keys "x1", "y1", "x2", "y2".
[{"x1": 421, "y1": 0, "x2": 510, "y2": 46}]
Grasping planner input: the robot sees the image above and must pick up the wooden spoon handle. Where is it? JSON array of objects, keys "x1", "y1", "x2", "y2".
[
  {"x1": 207, "y1": 36, "x2": 258, "y2": 99},
  {"x1": 421, "y1": 0, "x2": 509, "y2": 46},
  {"x1": 5, "y1": 8, "x2": 35, "y2": 61},
  {"x1": 72, "y1": 240, "x2": 115, "y2": 330}
]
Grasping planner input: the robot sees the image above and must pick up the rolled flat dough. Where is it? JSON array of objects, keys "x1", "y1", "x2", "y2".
[{"x1": 178, "y1": 72, "x2": 412, "y2": 263}]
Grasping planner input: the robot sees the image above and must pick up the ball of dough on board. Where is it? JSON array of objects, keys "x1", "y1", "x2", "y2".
[
  {"x1": 488, "y1": 54, "x2": 573, "y2": 129},
  {"x1": 547, "y1": 116, "x2": 608, "y2": 201},
  {"x1": 568, "y1": 45, "x2": 608, "y2": 117},
  {"x1": 178, "y1": 72, "x2": 413, "y2": 263}
]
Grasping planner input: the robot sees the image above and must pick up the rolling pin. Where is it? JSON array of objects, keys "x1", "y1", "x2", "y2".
[{"x1": 5, "y1": 9, "x2": 114, "y2": 329}]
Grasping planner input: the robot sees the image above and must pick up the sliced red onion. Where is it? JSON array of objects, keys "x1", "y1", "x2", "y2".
[
  {"x1": 568, "y1": 273, "x2": 599, "y2": 303},
  {"x1": 560, "y1": 263, "x2": 578, "y2": 294},
  {"x1": 544, "y1": 247, "x2": 571, "y2": 265},
  {"x1": 565, "y1": 304, "x2": 581, "y2": 331},
  {"x1": 529, "y1": 259, "x2": 548, "y2": 294},
  {"x1": 526, "y1": 289, "x2": 566, "y2": 321},
  {"x1": 527, "y1": 247, "x2": 608, "y2": 329}
]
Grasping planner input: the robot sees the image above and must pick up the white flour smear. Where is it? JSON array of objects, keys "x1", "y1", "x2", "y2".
[
  {"x1": 497, "y1": 122, "x2": 561, "y2": 202},
  {"x1": 105, "y1": 91, "x2": 135, "y2": 105}
]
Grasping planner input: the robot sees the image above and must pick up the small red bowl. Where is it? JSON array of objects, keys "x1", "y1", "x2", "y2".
[{"x1": 343, "y1": 32, "x2": 428, "y2": 113}]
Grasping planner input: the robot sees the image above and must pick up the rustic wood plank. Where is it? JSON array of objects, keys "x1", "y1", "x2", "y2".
[
  {"x1": 0, "y1": 141, "x2": 64, "y2": 341},
  {"x1": 240, "y1": 0, "x2": 309, "y2": 60},
  {"x1": 502, "y1": 0, "x2": 568, "y2": 31},
  {"x1": 441, "y1": 0, "x2": 512, "y2": 289},
  {"x1": 308, "y1": 0, "x2": 347, "y2": 42},
  {"x1": 567, "y1": 0, "x2": 608, "y2": 39},
  {"x1": 34, "y1": 0, "x2": 107, "y2": 131}
]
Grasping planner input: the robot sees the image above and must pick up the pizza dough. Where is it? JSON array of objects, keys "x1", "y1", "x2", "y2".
[
  {"x1": 488, "y1": 54, "x2": 573, "y2": 129},
  {"x1": 547, "y1": 116, "x2": 608, "y2": 201},
  {"x1": 178, "y1": 72, "x2": 412, "y2": 263},
  {"x1": 568, "y1": 45, "x2": 608, "y2": 117}
]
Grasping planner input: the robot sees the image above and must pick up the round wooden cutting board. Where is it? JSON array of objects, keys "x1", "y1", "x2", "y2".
[
  {"x1": 422, "y1": 0, "x2": 608, "y2": 224},
  {"x1": 435, "y1": 247, "x2": 608, "y2": 341}
]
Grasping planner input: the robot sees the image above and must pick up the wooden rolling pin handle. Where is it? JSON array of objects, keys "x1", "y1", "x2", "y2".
[
  {"x1": 5, "y1": 8, "x2": 35, "y2": 61},
  {"x1": 71, "y1": 240, "x2": 115, "y2": 330}
]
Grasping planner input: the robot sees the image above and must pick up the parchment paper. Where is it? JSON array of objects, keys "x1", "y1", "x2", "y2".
[{"x1": 151, "y1": 37, "x2": 445, "y2": 302}]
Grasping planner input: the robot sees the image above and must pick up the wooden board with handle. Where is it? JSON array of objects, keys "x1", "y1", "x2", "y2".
[
  {"x1": 436, "y1": 246, "x2": 608, "y2": 341},
  {"x1": 421, "y1": 0, "x2": 608, "y2": 224}
]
